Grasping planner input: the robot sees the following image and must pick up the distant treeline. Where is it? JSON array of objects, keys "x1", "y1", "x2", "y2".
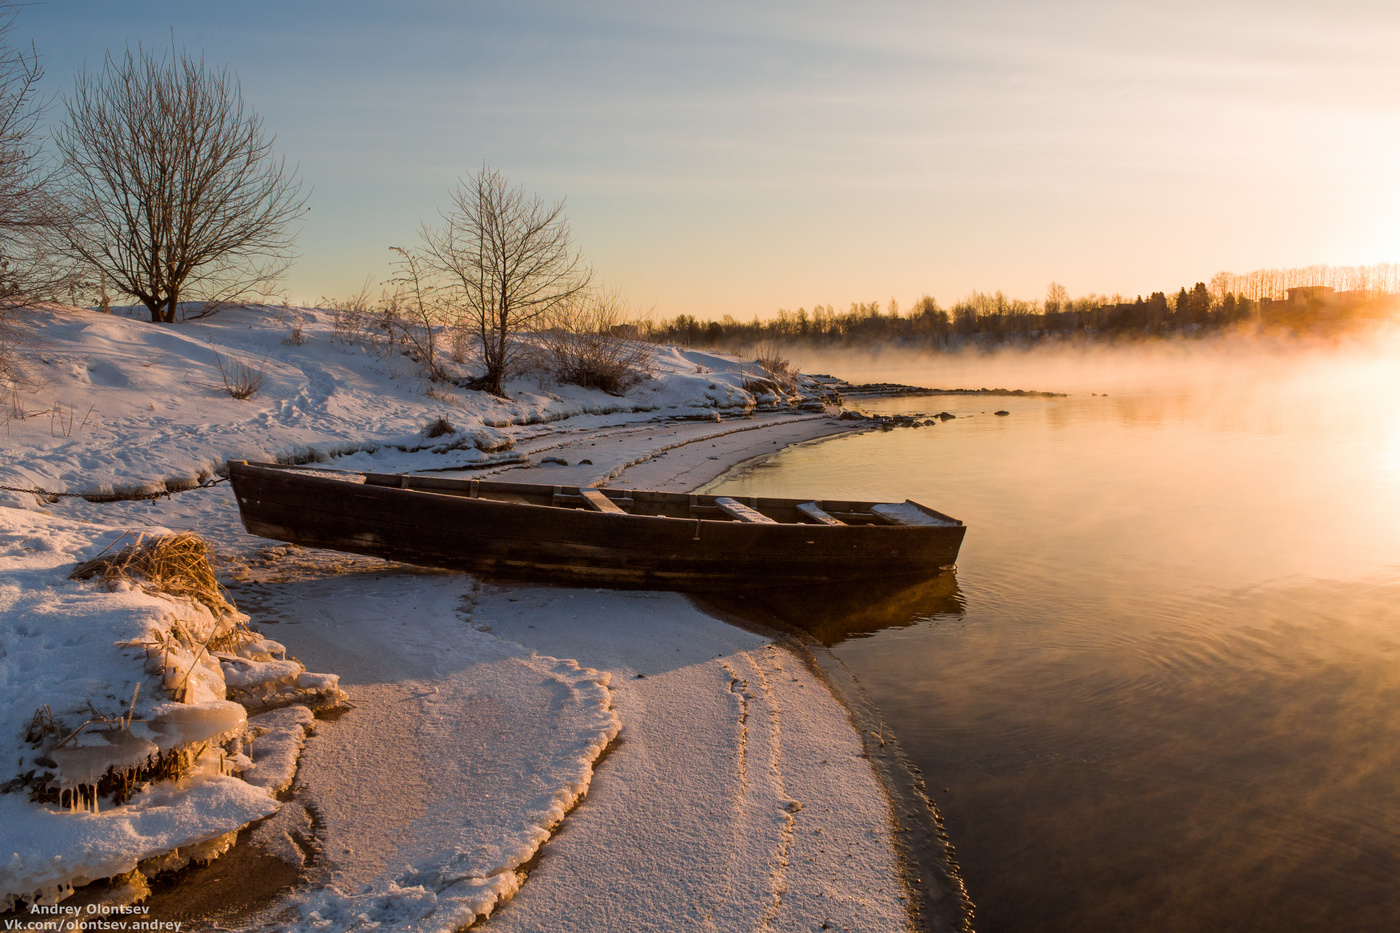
[{"x1": 638, "y1": 263, "x2": 1400, "y2": 349}]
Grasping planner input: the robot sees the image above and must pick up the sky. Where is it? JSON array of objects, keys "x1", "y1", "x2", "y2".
[{"x1": 17, "y1": 1, "x2": 1400, "y2": 320}]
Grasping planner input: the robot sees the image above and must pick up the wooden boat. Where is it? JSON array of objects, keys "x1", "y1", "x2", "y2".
[{"x1": 227, "y1": 460, "x2": 966, "y2": 590}]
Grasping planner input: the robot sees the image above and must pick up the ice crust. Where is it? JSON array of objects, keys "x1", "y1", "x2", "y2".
[
  {"x1": 237, "y1": 574, "x2": 623, "y2": 932},
  {"x1": 0, "y1": 769, "x2": 278, "y2": 909},
  {"x1": 242, "y1": 706, "x2": 315, "y2": 795},
  {"x1": 0, "y1": 508, "x2": 344, "y2": 910}
]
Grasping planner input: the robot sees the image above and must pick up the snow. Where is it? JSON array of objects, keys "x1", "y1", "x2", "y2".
[
  {"x1": 0, "y1": 506, "x2": 343, "y2": 910},
  {"x1": 0, "y1": 770, "x2": 276, "y2": 909},
  {"x1": 870, "y1": 501, "x2": 959, "y2": 527},
  {"x1": 234, "y1": 573, "x2": 621, "y2": 932},
  {"x1": 0, "y1": 304, "x2": 811, "y2": 505},
  {"x1": 242, "y1": 706, "x2": 315, "y2": 796},
  {"x1": 0, "y1": 302, "x2": 922, "y2": 931},
  {"x1": 471, "y1": 588, "x2": 914, "y2": 933}
]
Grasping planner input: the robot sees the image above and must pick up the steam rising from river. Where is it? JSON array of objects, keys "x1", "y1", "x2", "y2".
[
  {"x1": 784, "y1": 324, "x2": 1400, "y2": 402},
  {"x1": 714, "y1": 327, "x2": 1400, "y2": 932}
]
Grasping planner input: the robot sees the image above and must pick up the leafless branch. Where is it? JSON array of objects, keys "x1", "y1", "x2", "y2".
[
  {"x1": 386, "y1": 246, "x2": 449, "y2": 382},
  {"x1": 537, "y1": 287, "x2": 651, "y2": 395},
  {"x1": 416, "y1": 165, "x2": 590, "y2": 396},
  {"x1": 55, "y1": 45, "x2": 306, "y2": 323},
  {"x1": 211, "y1": 348, "x2": 267, "y2": 399},
  {"x1": 0, "y1": 3, "x2": 80, "y2": 309}
]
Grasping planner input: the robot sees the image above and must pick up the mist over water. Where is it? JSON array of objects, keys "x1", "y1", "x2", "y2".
[
  {"x1": 788, "y1": 325, "x2": 1400, "y2": 397},
  {"x1": 710, "y1": 332, "x2": 1400, "y2": 933}
]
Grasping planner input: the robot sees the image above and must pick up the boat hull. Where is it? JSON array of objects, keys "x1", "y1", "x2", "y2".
[{"x1": 228, "y1": 461, "x2": 965, "y2": 590}]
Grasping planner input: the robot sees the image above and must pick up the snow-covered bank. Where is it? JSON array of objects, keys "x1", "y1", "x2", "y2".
[
  {"x1": 0, "y1": 510, "x2": 342, "y2": 912},
  {"x1": 1, "y1": 302, "x2": 943, "y2": 931},
  {"x1": 0, "y1": 305, "x2": 826, "y2": 505}
]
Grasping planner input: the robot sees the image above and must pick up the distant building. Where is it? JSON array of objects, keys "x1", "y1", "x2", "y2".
[
  {"x1": 1260, "y1": 285, "x2": 1397, "y2": 329},
  {"x1": 1286, "y1": 286, "x2": 1334, "y2": 303}
]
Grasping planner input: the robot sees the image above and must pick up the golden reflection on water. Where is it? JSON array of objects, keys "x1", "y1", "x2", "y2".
[
  {"x1": 710, "y1": 341, "x2": 1400, "y2": 933},
  {"x1": 707, "y1": 572, "x2": 965, "y2": 646}
]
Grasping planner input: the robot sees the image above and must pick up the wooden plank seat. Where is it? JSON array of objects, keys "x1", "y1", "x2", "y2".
[
  {"x1": 580, "y1": 487, "x2": 627, "y2": 514},
  {"x1": 795, "y1": 501, "x2": 843, "y2": 525},
  {"x1": 714, "y1": 496, "x2": 777, "y2": 524}
]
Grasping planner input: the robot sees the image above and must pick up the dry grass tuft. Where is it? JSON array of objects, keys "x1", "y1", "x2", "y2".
[
  {"x1": 211, "y1": 349, "x2": 268, "y2": 399},
  {"x1": 749, "y1": 341, "x2": 800, "y2": 394},
  {"x1": 537, "y1": 288, "x2": 651, "y2": 395},
  {"x1": 71, "y1": 531, "x2": 239, "y2": 623},
  {"x1": 423, "y1": 415, "x2": 456, "y2": 438}
]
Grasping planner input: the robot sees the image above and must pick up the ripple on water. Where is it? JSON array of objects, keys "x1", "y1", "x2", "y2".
[{"x1": 710, "y1": 375, "x2": 1400, "y2": 933}]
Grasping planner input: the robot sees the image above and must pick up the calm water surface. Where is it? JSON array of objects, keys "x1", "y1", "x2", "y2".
[{"x1": 708, "y1": 343, "x2": 1400, "y2": 932}]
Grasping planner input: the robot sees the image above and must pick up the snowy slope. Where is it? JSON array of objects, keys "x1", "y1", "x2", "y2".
[{"x1": 0, "y1": 304, "x2": 805, "y2": 503}]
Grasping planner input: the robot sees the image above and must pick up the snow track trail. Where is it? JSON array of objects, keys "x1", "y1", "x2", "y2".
[
  {"x1": 487, "y1": 412, "x2": 854, "y2": 493},
  {"x1": 477, "y1": 588, "x2": 915, "y2": 933}
]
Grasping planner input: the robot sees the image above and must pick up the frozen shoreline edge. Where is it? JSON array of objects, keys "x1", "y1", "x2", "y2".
[
  {"x1": 11, "y1": 409, "x2": 963, "y2": 929},
  {"x1": 488, "y1": 411, "x2": 974, "y2": 932},
  {"x1": 199, "y1": 410, "x2": 967, "y2": 932},
  {"x1": 618, "y1": 411, "x2": 974, "y2": 932}
]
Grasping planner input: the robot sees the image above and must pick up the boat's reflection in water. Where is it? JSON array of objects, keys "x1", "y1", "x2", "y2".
[{"x1": 707, "y1": 570, "x2": 964, "y2": 646}]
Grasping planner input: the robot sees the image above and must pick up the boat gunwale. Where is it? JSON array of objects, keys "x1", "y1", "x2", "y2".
[{"x1": 232, "y1": 461, "x2": 964, "y2": 529}]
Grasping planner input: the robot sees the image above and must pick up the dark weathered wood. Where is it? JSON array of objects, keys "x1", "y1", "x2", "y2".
[
  {"x1": 796, "y1": 501, "x2": 843, "y2": 525},
  {"x1": 227, "y1": 461, "x2": 965, "y2": 590},
  {"x1": 714, "y1": 497, "x2": 777, "y2": 524}
]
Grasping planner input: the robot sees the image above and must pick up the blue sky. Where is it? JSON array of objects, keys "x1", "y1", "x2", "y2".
[{"x1": 19, "y1": 1, "x2": 1400, "y2": 318}]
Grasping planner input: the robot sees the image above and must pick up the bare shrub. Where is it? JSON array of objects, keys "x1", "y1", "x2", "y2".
[
  {"x1": 2, "y1": 380, "x2": 46, "y2": 432},
  {"x1": 282, "y1": 322, "x2": 304, "y2": 346},
  {"x1": 321, "y1": 276, "x2": 374, "y2": 314},
  {"x1": 448, "y1": 326, "x2": 476, "y2": 365},
  {"x1": 422, "y1": 416, "x2": 455, "y2": 438},
  {"x1": 331, "y1": 305, "x2": 380, "y2": 346},
  {"x1": 423, "y1": 383, "x2": 460, "y2": 405},
  {"x1": 750, "y1": 340, "x2": 799, "y2": 394},
  {"x1": 324, "y1": 276, "x2": 382, "y2": 346},
  {"x1": 0, "y1": 303, "x2": 30, "y2": 387},
  {"x1": 537, "y1": 288, "x2": 651, "y2": 395},
  {"x1": 210, "y1": 348, "x2": 267, "y2": 399},
  {"x1": 385, "y1": 246, "x2": 449, "y2": 381},
  {"x1": 48, "y1": 400, "x2": 94, "y2": 437},
  {"x1": 56, "y1": 46, "x2": 306, "y2": 323}
]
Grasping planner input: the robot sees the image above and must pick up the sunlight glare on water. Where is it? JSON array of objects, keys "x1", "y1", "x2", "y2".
[{"x1": 710, "y1": 333, "x2": 1400, "y2": 933}]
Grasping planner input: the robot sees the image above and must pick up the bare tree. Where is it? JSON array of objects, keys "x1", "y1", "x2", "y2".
[
  {"x1": 418, "y1": 166, "x2": 589, "y2": 396},
  {"x1": 55, "y1": 46, "x2": 305, "y2": 323},
  {"x1": 0, "y1": 2, "x2": 84, "y2": 393},
  {"x1": 0, "y1": 2, "x2": 81, "y2": 302}
]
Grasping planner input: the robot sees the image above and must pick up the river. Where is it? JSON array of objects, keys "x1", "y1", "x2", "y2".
[{"x1": 705, "y1": 335, "x2": 1400, "y2": 932}]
